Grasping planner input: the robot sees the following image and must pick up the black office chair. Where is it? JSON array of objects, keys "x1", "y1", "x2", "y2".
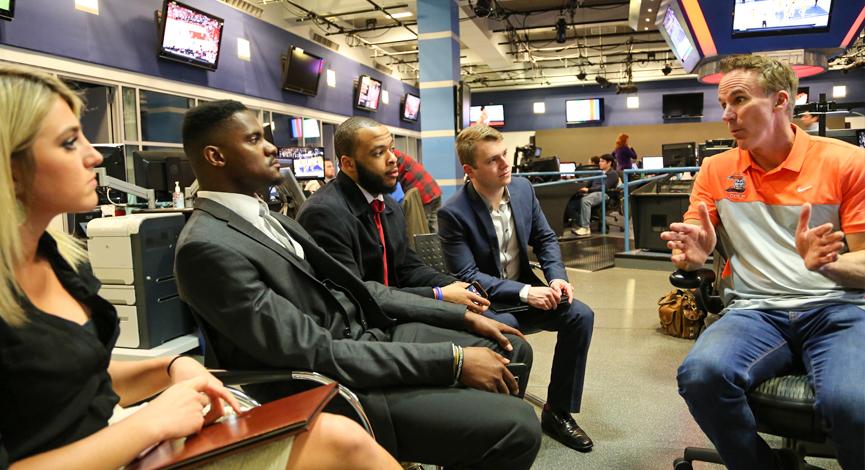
[{"x1": 669, "y1": 268, "x2": 834, "y2": 470}]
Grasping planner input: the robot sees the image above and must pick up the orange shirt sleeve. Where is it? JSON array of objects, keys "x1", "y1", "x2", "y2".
[{"x1": 839, "y1": 147, "x2": 865, "y2": 234}]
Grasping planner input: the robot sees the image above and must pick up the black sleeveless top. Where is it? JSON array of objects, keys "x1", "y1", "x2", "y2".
[{"x1": 0, "y1": 234, "x2": 120, "y2": 466}]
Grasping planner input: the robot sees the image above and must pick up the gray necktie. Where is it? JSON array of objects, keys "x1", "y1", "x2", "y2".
[{"x1": 259, "y1": 201, "x2": 297, "y2": 256}]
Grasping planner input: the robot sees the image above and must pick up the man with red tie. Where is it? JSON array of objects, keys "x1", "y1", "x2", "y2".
[{"x1": 297, "y1": 117, "x2": 488, "y2": 313}]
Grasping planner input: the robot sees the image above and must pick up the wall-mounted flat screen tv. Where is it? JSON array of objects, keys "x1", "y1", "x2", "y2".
[
  {"x1": 658, "y1": 4, "x2": 701, "y2": 73},
  {"x1": 565, "y1": 98, "x2": 604, "y2": 124},
  {"x1": 663, "y1": 92, "x2": 703, "y2": 119},
  {"x1": 733, "y1": 0, "x2": 832, "y2": 37},
  {"x1": 281, "y1": 46, "x2": 325, "y2": 96},
  {"x1": 0, "y1": 0, "x2": 15, "y2": 21},
  {"x1": 469, "y1": 105, "x2": 505, "y2": 127},
  {"x1": 796, "y1": 87, "x2": 810, "y2": 105},
  {"x1": 401, "y1": 93, "x2": 421, "y2": 122},
  {"x1": 158, "y1": 0, "x2": 225, "y2": 71},
  {"x1": 355, "y1": 75, "x2": 382, "y2": 112}
]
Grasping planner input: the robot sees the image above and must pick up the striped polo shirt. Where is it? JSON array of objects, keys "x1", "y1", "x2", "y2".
[{"x1": 685, "y1": 125, "x2": 865, "y2": 312}]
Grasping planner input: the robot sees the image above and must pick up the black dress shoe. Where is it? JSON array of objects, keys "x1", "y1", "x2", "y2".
[{"x1": 541, "y1": 409, "x2": 594, "y2": 452}]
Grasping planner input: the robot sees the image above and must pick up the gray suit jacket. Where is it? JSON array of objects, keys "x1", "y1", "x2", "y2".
[{"x1": 174, "y1": 198, "x2": 468, "y2": 390}]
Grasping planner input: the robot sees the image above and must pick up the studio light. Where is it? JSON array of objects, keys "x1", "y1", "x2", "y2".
[
  {"x1": 662, "y1": 63, "x2": 672, "y2": 76},
  {"x1": 616, "y1": 84, "x2": 639, "y2": 94},
  {"x1": 555, "y1": 17, "x2": 567, "y2": 44},
  {"x1": 595, "y1": 76, "x2": 610, "y2": 87},
  {"x1": 576, "y1": 71, "x2": 587, "y2": 80},
  {"x1": 474, "y1": 0, "x2": 492, "y2": 17}
]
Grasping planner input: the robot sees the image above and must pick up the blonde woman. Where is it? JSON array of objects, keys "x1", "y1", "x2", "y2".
[{"x1": 0, "y1": 65, "x2": 399, "y2": 470}]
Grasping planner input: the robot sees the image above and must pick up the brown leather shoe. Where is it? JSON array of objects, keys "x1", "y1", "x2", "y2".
[{"x1": 541, "y1": 409, "x2": 594, "y2": 452}]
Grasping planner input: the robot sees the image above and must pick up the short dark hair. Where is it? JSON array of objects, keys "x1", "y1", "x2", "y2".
[
  {"x1": 334, "y1": 116, "x2": 381, "y2": 159},
  {"x1": 600, "y1": 153, "x2": 616, "y2": 170},
  {"x1": 182, "y1": 100, "x2": 248, "y2": 160}
]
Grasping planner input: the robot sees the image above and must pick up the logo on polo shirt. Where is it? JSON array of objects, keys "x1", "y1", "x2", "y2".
[{"x1": 725, "y1": 173, "x2": 746, "y2": 194}]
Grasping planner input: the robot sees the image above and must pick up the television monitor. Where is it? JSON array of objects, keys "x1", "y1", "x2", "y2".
[
  {"x1": 401, "y1": 93, "x2": 421, "y2": 122},
  {"x1": 642, "y1": 156, "x2": 664, "y2": 170},
  {"x1": 132, "y1": 150, "x2": 196, "y2": 201},
  {"x1": 355, "y1": 75, "x2": 382, "y2": 112},
  {"x1": 661, "y1": 142, "x2": 696, "y2": 167},
  {"x1": 796, "y1": 87, "x2": 810, "y2": 105},
  {"x1": 663, "y1": 93, "x2": 703, "y2": 119},
  {"x1": 565, "y1": 98, "x2": 604, "y2": 124},
  {"x1": 469, "y1": 105, "x2": 505, "y2": 127},
  {"x1": 733, "y1": 0, "x2": 833, "y2": 37},
  {"x1": 281, "y1": 46, "x2": 325, "y2": 96},
  {"x1": 657, "y1": 4, "x2": 702, "y2": 73},
  {"x1": 0, "y1": 0, "x2": 14, "y2": 21},
  {"x1": 277, "y1": 147, "x2": 325, "y2": 180},
  {"x1": 289, "y1": 118, "x2": 321, "y2": 139},
  {"x1": 158, "y1": 0, "x2": 225, "y2": 71},
  {"x1": 559, "y1": 162, "x2": 577, "y2": 174}
]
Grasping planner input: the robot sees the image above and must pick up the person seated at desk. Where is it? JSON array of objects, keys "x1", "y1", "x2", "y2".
[
  {"x1": 297, "y1": 116, "x2": 489, "y2": 313},
  {"x1": 437, "y1": 125, "x2": 596, "y2": 454},
  {"x1": 173, "y1": 100, "x2": 542, "y2": 469},
  {"x1": 661, "y1": 55, "x2": 865, "y2": 470},
  {"x1": 0, "y1": 65, "x2": 399, "y2": 470},
  {"x1": 566, "y1": 154, "x2": 620, "y2": 237}
]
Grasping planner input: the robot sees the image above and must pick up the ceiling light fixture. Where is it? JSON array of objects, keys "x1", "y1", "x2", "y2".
[
  {"x1": 555, "y1": 16, "x2": 567, "y2": 44},
  {"x1": 595, "y1": 76, "x2": 611, "y2": 88},
  {"x1": 576, "y1": 71, "x2": 587, "y2": 80},
  {"x1": 662, "y1": 63, "x2": 673, "y2": 76},
  {"x1": 474, "y1": 0, "x2": 492, "y2": 17}
]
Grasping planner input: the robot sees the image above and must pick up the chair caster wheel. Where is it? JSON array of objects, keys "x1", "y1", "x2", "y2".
[{"x1": 673, "y1": 458, "x2": 693, "y2": 470}]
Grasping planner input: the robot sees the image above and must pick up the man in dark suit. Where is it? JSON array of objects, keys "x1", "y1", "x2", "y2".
[
  {"x1": 297, "y1": 117, "x2": 489, "y2": 314},
  {"x1": 173, "y1": 100, "x2": 541, "y2": 469},
  {"x1": 437, "y1": 125, "x2": 597, "y2": 453}
]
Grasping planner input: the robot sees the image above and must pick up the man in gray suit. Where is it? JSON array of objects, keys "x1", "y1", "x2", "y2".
[{"x1": 173, "y1": 100, "x2": 541, "y2": 469}]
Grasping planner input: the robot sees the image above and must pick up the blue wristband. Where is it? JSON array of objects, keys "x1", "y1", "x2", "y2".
[{"x1": 433, "y1": 286, "x2": 443, "y2": 301}]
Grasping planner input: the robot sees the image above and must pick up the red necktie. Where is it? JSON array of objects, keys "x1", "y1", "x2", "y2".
[{"x1": 370, "y1": 199, "x2": 389, "y2": 286}]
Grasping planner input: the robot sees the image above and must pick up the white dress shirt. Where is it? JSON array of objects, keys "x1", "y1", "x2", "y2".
[
  {"x1": 480, "y1": 188, "x2": 531, "y2": 303},
  {"x1": 197, "y1": 191, "x2": 305, "y2": 258}
]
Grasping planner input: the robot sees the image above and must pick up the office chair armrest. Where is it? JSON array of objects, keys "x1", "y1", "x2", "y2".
[
  {"x1": 209, "y1": 370, "x2": 375, "y2": 438},
  {"x1": 669, "y1": 269, "x2": 724, "y2": 314}
]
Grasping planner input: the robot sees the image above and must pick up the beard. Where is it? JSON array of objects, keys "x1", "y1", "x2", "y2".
[{"x1": 356, "y1": 160, "x2": 397, "y2": 195}]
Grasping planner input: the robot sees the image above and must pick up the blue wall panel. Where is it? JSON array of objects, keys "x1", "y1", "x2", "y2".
[
  {"x1": 0, "y1": 0, "x2": 419, "y2": 131},
  {"x1": 471, "y1": 69, "x2": 865, "y2": 132}
]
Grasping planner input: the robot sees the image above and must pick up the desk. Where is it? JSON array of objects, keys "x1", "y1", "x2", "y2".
[
  {"x1": 533, "y1": 183, "x2": 577, "y2": 237},
  {"x1": 112, "y1": 334, "x2": 199, "y2": 361}
]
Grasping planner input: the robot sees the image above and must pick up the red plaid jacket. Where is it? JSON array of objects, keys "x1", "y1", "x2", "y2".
[{"x1": 394, "y1": 149, "x2": 441, "y2": 204}]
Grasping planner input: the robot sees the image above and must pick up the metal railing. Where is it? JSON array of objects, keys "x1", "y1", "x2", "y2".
[{"x1": 517, "y1": 170, "x2": 610, "y2": 234}]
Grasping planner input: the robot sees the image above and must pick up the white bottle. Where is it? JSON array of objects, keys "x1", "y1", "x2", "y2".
[{"x1": 172, "y1": 181, "x2": 185, "y2": 209}]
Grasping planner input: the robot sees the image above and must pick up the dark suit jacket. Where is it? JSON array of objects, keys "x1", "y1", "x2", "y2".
[
  {"x1": 174, "y1": 198, "x2": 467, "y2": 391},
  {"x1": 437, "y1": 177, "x2": 567, "y2": 304},
  {"x1": 297, "y1": 172, "x2": 456, "y2": 297}
]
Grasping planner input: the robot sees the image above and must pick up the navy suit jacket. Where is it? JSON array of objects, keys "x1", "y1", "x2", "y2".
[{"x1": 437, "y1": 177, "x2": 567, "y2": 305}]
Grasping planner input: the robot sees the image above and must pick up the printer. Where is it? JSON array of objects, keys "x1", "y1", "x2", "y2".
[{"x1": 86, "y1": 213, "x2": 192, "y2": 349}]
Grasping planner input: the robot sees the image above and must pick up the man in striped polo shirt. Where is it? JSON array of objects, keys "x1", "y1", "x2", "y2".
[{"x1": 662, "y1": 55, "x2": 864, "y2": 470}]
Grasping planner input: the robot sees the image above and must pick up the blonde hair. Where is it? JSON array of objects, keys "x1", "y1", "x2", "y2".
[
  {"x1": 720, "y1": 55, "x2": 798, "y2": 118},
  {"x1": 615, "y1": 133, "x2": 629, "y2": 148},
  {"x1": 0, "y1": 65, "x2": 89, "y2": 326},
  {"x1": 456, "y1": 125, "x2": 503, "y2": 167}
]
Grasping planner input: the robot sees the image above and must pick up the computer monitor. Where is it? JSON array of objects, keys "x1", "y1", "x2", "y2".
[
  {"x1": 559, "y1": 162, "x2": 577, "y2": 174},
  {"x1": 642, "y1": 156, "x2": 664, "y2": 170},
  {"x1": 524, "y1": 156, "x2": 561, "y2": 182},
  {"x1": 93, "y1": 144, "x2": 127, "y2": 204},
  {"x1": 661, "y1": 143, "x2": 696, "y2": 167},
  {"x1": 132, "y1": 150, "x2": 195, "y2": 201}
]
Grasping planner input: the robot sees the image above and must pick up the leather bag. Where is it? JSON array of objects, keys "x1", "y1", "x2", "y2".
[{"x1": 658, "y1": 289, "x2": 706, "y2": 339}]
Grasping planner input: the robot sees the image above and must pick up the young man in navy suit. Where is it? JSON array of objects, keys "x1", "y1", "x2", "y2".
[{"x1": 438, "y1": 125, "x2": 596, "y2": 452}]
